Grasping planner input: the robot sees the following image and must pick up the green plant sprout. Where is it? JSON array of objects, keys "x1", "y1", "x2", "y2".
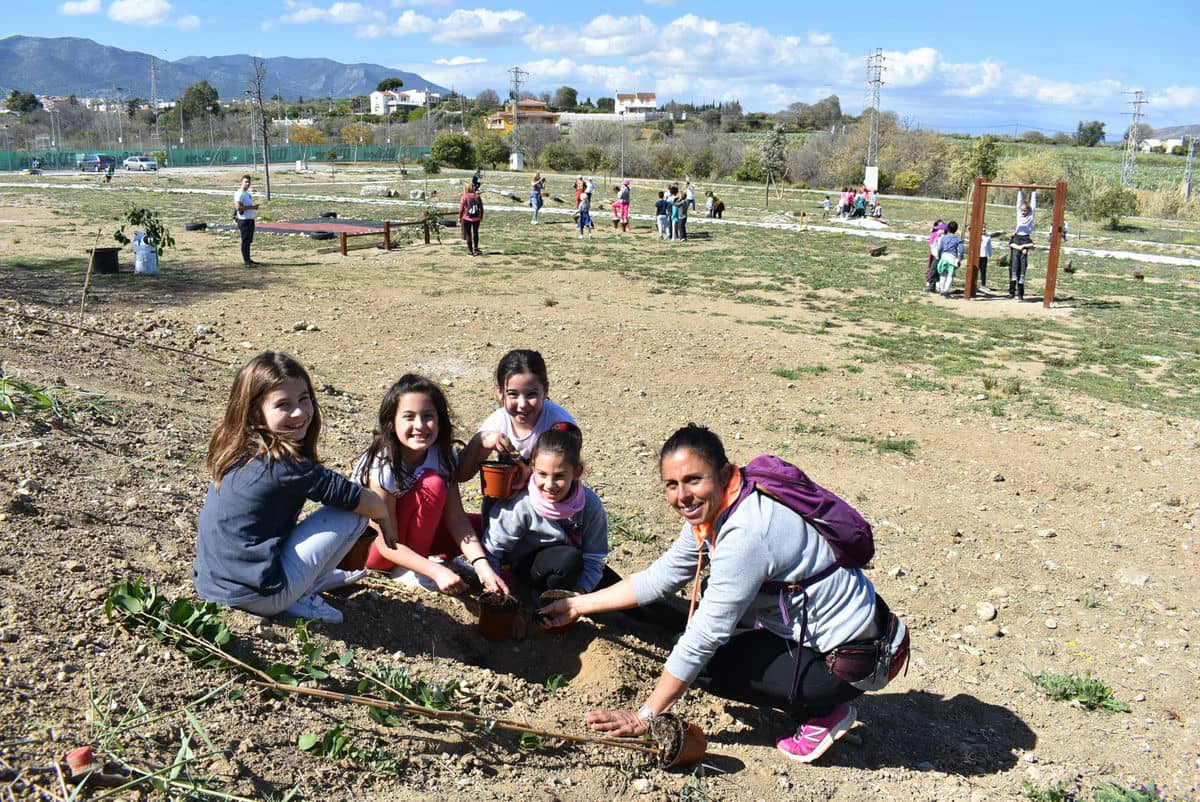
[{"x1": 1025, "y1": 669, "x2": 1131, "y2": 713}]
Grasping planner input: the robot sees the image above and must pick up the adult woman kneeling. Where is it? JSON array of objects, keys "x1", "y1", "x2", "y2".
[{"x1": 539, "y1": 424, "x2": 906, "y2": 764}]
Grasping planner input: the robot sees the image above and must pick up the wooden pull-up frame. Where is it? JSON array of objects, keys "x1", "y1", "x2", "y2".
[{"x1": 964, "y1": 178, "x2": 1068, "y2": 308}]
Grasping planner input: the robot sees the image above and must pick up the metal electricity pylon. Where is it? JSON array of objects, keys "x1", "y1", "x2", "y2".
[{"x1": 1120, "y1": 89, "x2": 1147, "y2": 188}]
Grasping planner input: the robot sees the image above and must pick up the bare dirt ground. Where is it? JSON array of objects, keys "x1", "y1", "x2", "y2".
[{"x1": 1, "y1": 191, "x2": 1198, "y2": 802}]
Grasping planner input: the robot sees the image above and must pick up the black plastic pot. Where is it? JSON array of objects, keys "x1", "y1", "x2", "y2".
[{"x1": 90, "y1": 247, "x2": 120, "y2": 274}]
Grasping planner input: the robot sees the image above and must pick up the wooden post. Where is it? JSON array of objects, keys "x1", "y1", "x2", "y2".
[
  {"x1": 424, "y1": 219, "x2": 430, "y2": 245},
  {"x1": 383, "y1": 220, "x2": 391, "y2": 250},
  {"x1": 1043, "y1": 181, "x2": 1068, "y2": 308},
  {"x1": 339, "y1": 231, "x2": 347, "y2": 256},
  {"x1": 964, "y1": 177, "x2": 984, "y2": 300}
]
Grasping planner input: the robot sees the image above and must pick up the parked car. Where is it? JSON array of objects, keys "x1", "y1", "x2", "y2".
[
  {"x1": 123, "y1": 155, "x2": 158, "y2": 171},
  {"x1": 78, "y1": 154, "x2": 116, "y2": 172}
]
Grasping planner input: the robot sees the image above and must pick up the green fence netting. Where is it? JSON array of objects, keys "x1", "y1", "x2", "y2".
[{"x1": 1, "y1": 145, "x2": 430, "y2": 172}]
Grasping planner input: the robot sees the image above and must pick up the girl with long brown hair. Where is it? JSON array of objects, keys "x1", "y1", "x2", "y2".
[{"x1": 193, "y1": 352, "x2": 396, "y2": 624}]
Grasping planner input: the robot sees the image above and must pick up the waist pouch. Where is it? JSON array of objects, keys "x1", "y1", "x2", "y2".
[{"x1": 825, "y1": 597, "x2": 910, "y2": 692}]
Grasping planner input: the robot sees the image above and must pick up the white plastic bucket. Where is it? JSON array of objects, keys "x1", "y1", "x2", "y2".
[{"x1": 132, "y1": 232, "x2": 159, "y2": 276}]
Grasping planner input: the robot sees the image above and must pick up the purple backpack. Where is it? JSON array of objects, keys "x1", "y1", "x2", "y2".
[{"x1": 718, "y1": 455, "x2": 874, "y2": 574}]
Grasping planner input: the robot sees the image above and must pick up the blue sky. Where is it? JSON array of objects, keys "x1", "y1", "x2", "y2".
[{"x1": 19, "y1": 0, "x2": 1200, "y2": 134}]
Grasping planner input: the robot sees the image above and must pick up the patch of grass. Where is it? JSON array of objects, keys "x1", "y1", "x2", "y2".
[
  {"x1": 876, "y1": 437, "x2": 916, "y2": 458},
  {"x1": 982, "y1": 375, "x2": 999, "y2": 391},
  {"x1": 1026, "y1": 669, "x2": 1131, "y2": 713},
  {"x1": 771, "y1": 364, "x2": 829, "y2": 380},
  {"x1": 989, "y1": 401, "x2": 1007, "y2": 417},
  {"x1": 896, "y1": 375, "x2": 948, "y2": 392},
  {"x1": 1023, "y1": 780, "x2": 1077, "y2": 802},
  {"x1": 1080, "y1": 594, "x2": 1101, "y2": 609},
  {"x1": 606, "y1": 509, "x2": 656, "y2": 546},
  {"x1": 844, "y1": 364, "x2": 863, "y2": 374},
  {"x1": 1003, "y1": 377, "x2": 1025, "y2": 396},
  {"x1": 792, "y1": 422, "x2": 832, "y2": 436}
]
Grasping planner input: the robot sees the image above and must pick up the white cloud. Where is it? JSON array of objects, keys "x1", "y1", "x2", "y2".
[
  {"x1": 357, "y1": 8, "x2": 434, "y2": 37},
  {"x1": 643, "y1": 0, "x2": 681, "y2": 5},
  {"x1": 1149, "y1": 84, "x2": 1200, "y2": 111},
  {"x1": 431, "y1": 8, "x2": 528, "y2": 45},
  {"x1": 109, "y1": 0, "x2": 172, "y2": 25},
  {"x1": 434, "y1": 55, "x2": 486, "y2": 66},
  {"x1": 177, "y1": 14, "x2": 200, "y2": 30},
  {"x1": 808, "y1": 32, "x2": 833, "y2": 46},
  {"x1": 881, "y1": 47, "x2": 940, "y2": 87},
  {"x1": 58, "y1": 0, "x2": 100, "y2": 14},
  {"x1": 527, "y1": 14, "x2": 658, "y2": 58},
  {"x1": 391, "y1": 0, "x2": 452, "y2": 6},
  {"x1": 277, "y1": 2, "x2": 384, "y2": 24}
]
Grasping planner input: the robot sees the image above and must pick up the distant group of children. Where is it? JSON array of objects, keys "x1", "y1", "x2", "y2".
[
  {"x1": 194, "y1": 348, "x2": 610, "y2": 624},
  {"x1": 830, "y1": 186, "x2": 882, "y2": 220}
]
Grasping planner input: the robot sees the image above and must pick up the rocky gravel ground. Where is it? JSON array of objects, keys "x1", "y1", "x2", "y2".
[{"x1": 1, "y1": 206, "x2": 1198, "y2": 801}]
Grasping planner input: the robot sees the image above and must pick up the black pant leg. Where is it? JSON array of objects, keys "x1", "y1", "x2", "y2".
[
  {"x1": 517, "y1": 544, "x2": 583, "y2": 593},
  {"x1": 697, "y1": 629, "x2": 863, "y2": 721}
]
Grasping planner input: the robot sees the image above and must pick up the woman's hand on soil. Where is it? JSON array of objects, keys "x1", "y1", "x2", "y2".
[
  {"x1": 474, "y1": 561, "x2": 509, "y2": 596},
  {"x1": 585, "y1": 709, "x2": 648, "y2": 738}
]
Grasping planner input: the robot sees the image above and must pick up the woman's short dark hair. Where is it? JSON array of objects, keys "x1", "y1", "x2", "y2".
[{"x1": 659, "y1": 423, "x2": 728, "y2": 473}]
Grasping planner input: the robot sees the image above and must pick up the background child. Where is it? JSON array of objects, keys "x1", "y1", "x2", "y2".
[
  {"x1": 978, "y1": 230, "x2": 994, "y2": 292},
  {"x1": 925, "y1": 220, "x2": 946, "y2": 291},
  {"x1": 459, "y1": 181, "x2": 484, "y2": 257},
  {"x1": 655, "y1": 191, "x2": 671, "y2": 239},
  {"x1": 705, "y1": 190, "x2": 715, "y2": 218},
  {"x1": 673, "y1": 189, "x2": 689, "y2": 241},
  {"x1": 1009, "y1": 190, "x2": 1037, "y2": 299},
  {"x1": 617, "y1": 179, "x2": 632, "y2": 232},
  {"x1": 456, "y1": 349, "x2": 577, "y2": 486},
  {"x1": 483, "y1": 424, "x2": 609, "y2": 596},
  {"x1": 352, "y1": 374, "x2": 506, "y2": 595},
  {"x1": 935, "y1": 221, "x2": 965, "y2": 297},
  {"x1": 577, "y1": 190, "x2": 593, "y2": 239},
  {"x1": 193, "y1": 351, "x2": 396, "y2": 625}
]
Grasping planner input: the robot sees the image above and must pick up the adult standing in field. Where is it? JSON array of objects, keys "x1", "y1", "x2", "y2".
[
  {"x1": 539, "y1": 425, "x2": 909, "y2": 764},
  {"x1": 459, "y1": 181, "x2": 484, "y2": 257},
  {"x1": 685, "y1": 182, "x2": 696, "y2": 212},
  {"x1": 234, "y1": 174, "x2": 260, "y2": 267}
]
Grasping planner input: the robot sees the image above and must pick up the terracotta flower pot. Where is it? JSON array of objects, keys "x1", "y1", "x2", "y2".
[
  {"x1": 480, "y1": 460, "x2": 519, "y2": 499},
  {"x1": 66, "y1": 746, "x2": 98, "y2": 777},
  {"x1": 337, "y1": 534, "x2": 374, "y2": 570},
  {"x1": 478, "y1": 591, "x2": 520, "y2": 640},
  {"x1": 651, "y1": 713, "x2": 707, "y2": 768}
]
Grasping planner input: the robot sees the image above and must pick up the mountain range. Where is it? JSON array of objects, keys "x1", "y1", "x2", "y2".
[{"x1": 0, "y1": 36, "x2": 449, "y2": 102}]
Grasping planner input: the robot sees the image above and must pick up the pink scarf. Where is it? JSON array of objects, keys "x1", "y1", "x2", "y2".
[{"x1": 526, "y1": 475, "x2": 586, "y2": 521}]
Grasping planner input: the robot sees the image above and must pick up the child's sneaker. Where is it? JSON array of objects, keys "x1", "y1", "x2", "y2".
[
  {"x1": 284, "y1": 593, "x2": 343, "y2": 624},
  {"x1": 775, "y1": 703, "x2": 855, "y2": 763}
]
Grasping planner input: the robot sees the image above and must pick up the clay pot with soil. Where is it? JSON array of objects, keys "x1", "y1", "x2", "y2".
[
  {"x1": 650, "y1": 713, "x2": 707, "y2": 768},
  {"x1": 477, "y1": 591, "x2": 522, "y2": 640}
]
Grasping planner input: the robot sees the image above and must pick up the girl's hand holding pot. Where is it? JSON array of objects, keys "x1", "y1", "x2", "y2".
[
  {"x1": 536, "y1": 595, "x2": 582, "y2": 630},
  {"x1": 473, "y1": 559, "x2": 510, "y2": 596}
]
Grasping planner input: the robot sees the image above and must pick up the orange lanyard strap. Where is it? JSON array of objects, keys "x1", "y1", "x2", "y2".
[{"x1": 685, "y1": 467, "x2": 743, "y2": 620}]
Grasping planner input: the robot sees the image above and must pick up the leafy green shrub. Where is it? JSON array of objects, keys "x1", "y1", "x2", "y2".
[
  {"x1": 891, "y1": 170, "x2": 922, "y2": 195},
  {"x1": 418, "y1": 154, "x2": 441, "y2": 174},
  {"x1": 430, "y1": 132, "x2": 476, "y2": 169},
  {"x1": 1091, "y1": 186, "x2": 1139, "y2": 230},
  {"x1": 539, "y1": 141, "x2": 581, "y2": 172},
  {"x1": 733, "y1": 151, "x2": 765, "y2": 182}
]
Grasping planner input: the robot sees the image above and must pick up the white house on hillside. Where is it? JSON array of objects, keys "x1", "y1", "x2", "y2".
[
  {"x1": 370, "y1": 89, "x2": 441, "y2": 116},
  {"x1": 615, "y1": 92, "x2": 657, "y2": 115}
]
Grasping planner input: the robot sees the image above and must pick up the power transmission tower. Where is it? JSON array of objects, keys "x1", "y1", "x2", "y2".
[
  {"x1": 149, "y1": 58, "x2": 161, "y2": 148},
  {"x1": 1184, "y1": 136, "x2": 1195, "y2": 202},
  {"x1": 508, "y1": 66, "x2": 528, "y2": 165},
  {"x1": 864, "y1": 48, "x2": 885, "y2": 191},
  {"x1": 1120, "y1": 89, "x2": 1147, "y2": 188}
]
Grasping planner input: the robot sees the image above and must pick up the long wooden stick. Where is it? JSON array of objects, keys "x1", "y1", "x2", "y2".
[
  {"x1": 246, "y1": 679, "x2": 662, "y2": 758},
  {"x1": 79, "y1": 228, "x2": 102, "y2": 325}
]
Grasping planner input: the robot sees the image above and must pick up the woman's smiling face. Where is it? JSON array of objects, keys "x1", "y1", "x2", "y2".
[{"x1": 660, "y1": 448, "x2": 733, "y2": 526}]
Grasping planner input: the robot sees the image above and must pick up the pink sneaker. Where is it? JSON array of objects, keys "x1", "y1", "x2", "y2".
[{"x1": 776, "y1": 703, "x2": 856, "y2": 763}]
